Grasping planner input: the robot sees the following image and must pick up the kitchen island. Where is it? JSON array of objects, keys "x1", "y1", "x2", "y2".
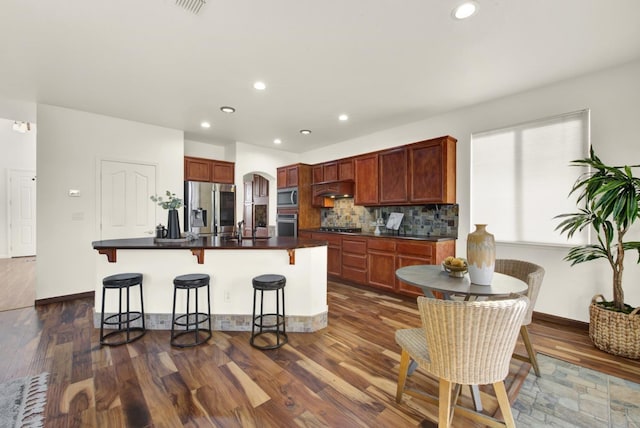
[{"x1": 92, "y1": 236, "x2": 328, "y2": 332}]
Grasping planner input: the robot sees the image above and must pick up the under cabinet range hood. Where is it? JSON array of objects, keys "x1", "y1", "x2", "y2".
[{"x1": 313, "y1": 181, "x2": 354, "y2": 198}]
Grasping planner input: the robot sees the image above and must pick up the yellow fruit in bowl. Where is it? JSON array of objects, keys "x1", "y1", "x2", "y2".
[
  {"x1": 450, "y1": 258, "x2": 465, "y2": 267},
  {"x1": 444, "y1": 256, "x2": 456, "y2": 264}
]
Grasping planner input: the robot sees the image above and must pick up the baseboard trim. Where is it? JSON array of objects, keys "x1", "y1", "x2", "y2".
[
  {"x1": 532, "y1": 311, "x2": 589, "y2": 331},
  {"x1": 35, "y1": 291, "x2": 95, "y2": 306}
]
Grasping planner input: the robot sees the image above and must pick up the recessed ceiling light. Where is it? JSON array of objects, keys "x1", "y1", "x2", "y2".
[
  {"x1": 254, "y1": 81, "x2": 267, "y2": 90},
  {"x1": 452, "y1": 1, "x2": 478, "y2": 20},
  {"x1": 338, "y1": 114, "x2": 349, "y2": 121},
  {"x1": 274, "y1": 138, "x2": 282, "y2": 144},
  {"x1": 300, "y1": 129, "x2": 312, "y2": 135},
  {"x1": 200, "y1": 121, "x2": 211, "y2": 128},
  {"x1": 220, "y1": 106, "x2": 235, "y2": 113}
]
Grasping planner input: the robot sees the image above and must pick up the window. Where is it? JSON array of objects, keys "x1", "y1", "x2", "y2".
[{"x1": 471, "y1": 110, "x2": 590, "y2": 245}]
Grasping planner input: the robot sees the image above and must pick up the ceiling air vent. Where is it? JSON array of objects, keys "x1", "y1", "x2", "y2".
[{"x1": 176, "y1": 0, "x2": 206, "y2": 15}]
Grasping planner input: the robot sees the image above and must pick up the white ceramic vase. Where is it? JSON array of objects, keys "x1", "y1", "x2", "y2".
[{"x1": 466, "y1": 224, "x2": 495, "y2": 285}]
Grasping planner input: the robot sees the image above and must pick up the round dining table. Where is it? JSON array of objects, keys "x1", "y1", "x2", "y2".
[
  {"x1": 395, "y1": 264, "x2": 528, "y2": 300},
  {"x1": 395, "y1": 264, "x2": 528, "y2": 412}
]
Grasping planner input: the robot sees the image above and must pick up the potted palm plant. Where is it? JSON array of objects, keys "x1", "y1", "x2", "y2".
[{"x1": 555, "y1": 147, "x2": 640, "y2": 359}]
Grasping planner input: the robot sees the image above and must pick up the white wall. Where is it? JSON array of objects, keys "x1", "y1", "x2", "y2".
[
  {"x1": 36, "y1": 105, "x2": 184, "y2": 300},
  {"x1": 301, "y1": 59, "x2": 640, "y2": 322},
  {"x1": 0, "y1": 117, "x2": 37, "y2": 258},
  {"x1": 184, "y1": 139, "x2": 229, "y2": 161}
]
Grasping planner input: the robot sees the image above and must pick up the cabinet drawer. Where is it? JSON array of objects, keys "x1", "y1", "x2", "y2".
[
  {"x1": 367, "y1": 238, "x2": 396, "y2": 252},
  {"x1": 342, "y1": 266, "x2": 367, "y2": 284},
  {"x1": 342, "y1": 238, "x2": 367, "y2": 255},
  {"x1": 312, "y1": 233, "x2": 342, "y2": 245},
  {"x1": 397, "y1": 241, "x2": 433, "y2": 258},
  {"x1": 343, "y1": 253, "x2": 366, "y2": 269}
]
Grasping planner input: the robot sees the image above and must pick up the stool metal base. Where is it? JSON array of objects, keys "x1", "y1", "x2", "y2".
[
  {"x1": 100, "y1": 273, "x2": 146, "y2": 347},
  {"x1": 250, "y1": 274, "x2": 287, "y2": 350},
  {"x1": 171, "y1": 273, "x2": 212, "y2": 348}
]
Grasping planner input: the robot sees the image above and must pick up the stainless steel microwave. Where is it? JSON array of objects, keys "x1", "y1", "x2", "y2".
[{"x1": 277, "y1": 187, "x2": 298, "y2": 209}]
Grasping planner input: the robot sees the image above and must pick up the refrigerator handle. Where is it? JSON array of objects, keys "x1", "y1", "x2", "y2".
[{"x1": 212, "y1": 186, "x2": 218, "y2": 236}]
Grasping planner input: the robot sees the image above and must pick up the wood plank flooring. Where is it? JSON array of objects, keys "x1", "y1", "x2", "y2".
[
  {"x1": 0, "y1": 256, "x2": 35, "y2": 311},
  {"x1": 0, "y1": 276, "x2": 639, "y2": 427}
]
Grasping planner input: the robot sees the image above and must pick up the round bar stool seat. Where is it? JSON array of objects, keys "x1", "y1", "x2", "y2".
[
  {"x1": 171, "y1": 273, "x2": 212, "y2": 348},
  {"x1": 251, "y1": 274, "x2": 288, "y2": 350},
  {"x1": 100, "y1": 273, "x2": 145, "y2": 346}
]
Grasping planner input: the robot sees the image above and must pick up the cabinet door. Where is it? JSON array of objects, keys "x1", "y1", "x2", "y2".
[
  {"x1": 338, "y1": 158, "x2": 355, "y2": 181},
  {"x1": 354, "y1": 154, "x2": 379, "y2": 205},
  {"x1": 323, "y1": 162, "x2": 338, "y2": 182},
  {"x1": 409, "y1": 137, "x2": 456, "y2": 203},
  {"x1": 367, "y1": 238, "x2": 397, "y2": 292},
  {"x1": 184, "y1": 157, "x2": 211, "y2": 182},
  {"x1": 379, "y1": 147, "x2": 408, "y2": 204},
  {"x1": 253, "y1": 175, "x2": 269, "y2": 198},
  {"x1": 286, "y1": 166, "x2": 299, "y2": 187},
  {"x1": 312, "y1": 165, "x2": 323, "y2": 184},
  {"x1": 211, "y1": 160, "x2": 234, "y2": 184},
  {"x1": 396, "y1": 256, "x2": 430, "y2": 298},
  {"x1": 312, "y1": 232, "x2": 342, "y2": 277},
  {"x1": 277, "y1": 168, "x2": 287, "y2": 188}
]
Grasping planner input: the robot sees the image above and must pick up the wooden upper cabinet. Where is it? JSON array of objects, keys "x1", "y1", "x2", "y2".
[
  {"x1": 253, "y1": 174, "x2": 269, "y2": 198},
  {"x1": 184, "y1": 156, "x2": 234, "y2": 184},
  {"x1": 379, "y1": 147, "x2": 408, "y2": 204},
  {"x1": 338, "y1": 158, "x2": 355, "y2": 181},
  {"x1": 312, "y1": 158, "x2": 354, "y2": 184},
  {"x1": 312, "y1": 165, "x2": 323, "y2": 184},
  {"x1": 277, "y1": 165, "x2": 299, "y2": 188},
  {"x1": 354, "y1": 153, "x2": 379, "y2": 205},
  {"x1": 211, "y1": 160, "x2": 234, "y2": 184},
  {"x1": 408, "y1": 136, "x2": 456, "y2": 204},
  {"x1": 184, "y1": 157, "x2": 211, "y2": 182}
]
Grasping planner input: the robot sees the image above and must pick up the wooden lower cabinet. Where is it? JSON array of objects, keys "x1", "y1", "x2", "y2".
[
  {"x1": 311, "y1": 232, "x2": 342, "y2": 277},
  {"x1": 342, "y1": 237, "x2": 367, "y2": 284},
  {"x1": 299, "y1": 231, "x2": 455, "y2": 297},
  {"x1": 367, "y1": 238, "x2": 396, "y2": 292},
  {"x1": 396, "y1": 240, "x2": 456, "y2": 298}
]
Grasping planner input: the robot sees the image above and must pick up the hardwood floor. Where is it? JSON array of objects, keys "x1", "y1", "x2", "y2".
[
  {"x1": 0, "y1": 279, "x2": 638, "y2": 427},
  {"x1": 0, "y1": 256, "x2": 35, "y2": 311}
]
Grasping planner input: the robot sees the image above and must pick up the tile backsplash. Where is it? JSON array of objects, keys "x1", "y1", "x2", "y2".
[{"x1": 321, "y1": 198, "x2": 458, "y2": 237}]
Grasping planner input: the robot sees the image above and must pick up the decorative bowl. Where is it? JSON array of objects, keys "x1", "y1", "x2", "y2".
[{"x1": 442, "y1": 261, "x2": 468, "y2": 278}]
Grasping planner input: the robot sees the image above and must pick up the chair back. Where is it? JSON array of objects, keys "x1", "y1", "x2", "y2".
[
  {"x1": 417, "y1": 296, "x2": 528, "y2": 385},
  {"x1": 495, "y1": 259, "x2": 545, "y2": 325}
]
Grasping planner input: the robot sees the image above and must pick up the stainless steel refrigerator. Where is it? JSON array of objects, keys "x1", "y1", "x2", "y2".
[{"x1": 184, "y1": 181, "x2": 236, "y2": 236}]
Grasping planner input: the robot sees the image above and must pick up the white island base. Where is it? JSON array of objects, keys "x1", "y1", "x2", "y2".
[{"x1": 94, "y1": 246, "x2": 328, "y2": 332}]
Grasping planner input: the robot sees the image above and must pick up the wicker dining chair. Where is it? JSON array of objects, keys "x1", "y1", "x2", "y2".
[
  {"x1": 395, "y1": 296, "x2": 529, "y2": 428},
  {"x1": 495, "y1": 259, "x2": 545, "y2": 377}
]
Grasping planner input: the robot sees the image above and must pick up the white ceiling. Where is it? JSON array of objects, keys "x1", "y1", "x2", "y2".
[{"x1": 2, "y1": 0, "x2": 640, "y2": 153}]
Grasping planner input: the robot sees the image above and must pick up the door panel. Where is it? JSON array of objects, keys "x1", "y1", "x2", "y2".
[
  {"x1": 101, "y1": 160, "x2": 156, "y2": 240},
  {"x1": 9, "y1": 170, "x2": 37, "y2": 257}
]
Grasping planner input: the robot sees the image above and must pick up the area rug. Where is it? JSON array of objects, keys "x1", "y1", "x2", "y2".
[
  {"x1": 513, "y1": 354, "x2": 640, "y2": 427},
  {"x1": 0, "y1": 372, "x2": 48, "y2": 428}
]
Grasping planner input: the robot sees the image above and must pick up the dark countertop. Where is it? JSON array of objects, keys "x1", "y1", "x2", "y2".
[
  {"x1": 300, "y1": 229, "x2": 457, "y2": 242},
  {"x1": 92, "y1": 236, "x2": 327, "y2": 250}
]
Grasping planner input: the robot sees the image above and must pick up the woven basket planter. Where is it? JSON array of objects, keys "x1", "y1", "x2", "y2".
[{"x1": 589, "y1": 294, "x2": 640, "y2": 360}]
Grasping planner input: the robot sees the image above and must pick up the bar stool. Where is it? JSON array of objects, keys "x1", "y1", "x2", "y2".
[
  {"x1": 100, "y1": 273, "x2": 145, "y2": 346},
  {"x1": 171, "y1": 273, "x2": 212, "y2": 347},
  {"x1": 250, "y1": 274, "x2": 288, "y2": 350}
]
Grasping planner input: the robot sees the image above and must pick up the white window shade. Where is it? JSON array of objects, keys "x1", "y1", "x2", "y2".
[{"x1": 471, "y1": 110, "x2": 590, "y2": 245}]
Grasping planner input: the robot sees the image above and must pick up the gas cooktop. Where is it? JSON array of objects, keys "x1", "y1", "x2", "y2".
[{"x1": 319, "y1": 227, "x2": 362, "y2": 233}]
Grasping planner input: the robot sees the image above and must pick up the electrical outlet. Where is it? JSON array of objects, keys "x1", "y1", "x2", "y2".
[{"x1": 224, "y1": 291, "x2": 231, "y2": 302}]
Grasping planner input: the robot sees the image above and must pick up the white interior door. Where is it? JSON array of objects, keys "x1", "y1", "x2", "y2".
[
  {"x1": 8, "y1": 170, "x2": 37, "y2": 257},
  {"x1": 100, "y1": 160, "x2": 156, "y2": 240}
]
